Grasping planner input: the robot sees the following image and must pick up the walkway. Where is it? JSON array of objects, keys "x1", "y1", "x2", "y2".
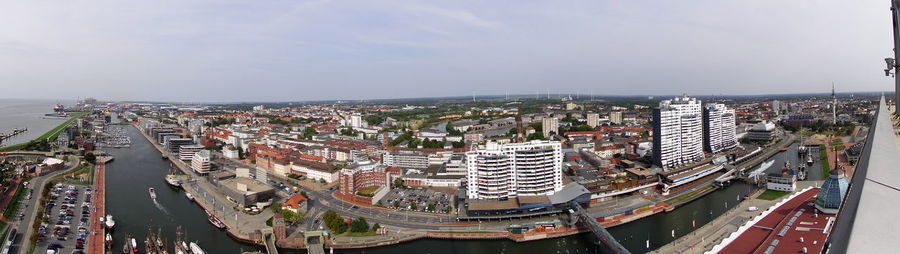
[{"x1": 87, "y1": 162, "x2": 106, "y2": 254}]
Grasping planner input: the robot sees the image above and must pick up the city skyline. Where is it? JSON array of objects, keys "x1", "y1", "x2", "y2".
[{"x1": 0, "y1": 1, "x2": 894, "y2": 102}]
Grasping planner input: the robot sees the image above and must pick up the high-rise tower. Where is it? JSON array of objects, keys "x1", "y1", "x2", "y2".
[{"x1": 832, "y1": 83, "x2": 837, "y2": 125}]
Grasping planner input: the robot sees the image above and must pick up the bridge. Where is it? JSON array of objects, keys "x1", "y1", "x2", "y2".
[
  {"x1": 261, "y1": 228, "x2": 279, "y2": 254},
  {"x1": 567, "y1": 202, "x2": 631, "y2": 254},
  {"x1": 714, "y1": 165, "x2": 742, "y2": 185}
]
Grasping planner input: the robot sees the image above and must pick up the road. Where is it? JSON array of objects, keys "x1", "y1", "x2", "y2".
[{"x1": 12, "y1": 156, "x2": 82, "y2": 254}]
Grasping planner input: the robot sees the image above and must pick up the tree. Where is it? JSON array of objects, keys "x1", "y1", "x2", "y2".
[
  {"x1": 350, "y1": 217, "x2": 369, "y2": 233},
  {"x1": 303, "y1": 126, "x2": 318, "y2": 139},
  {"x1": 393, "y1": 200, "x2": 400, "y2": 208},
  {"x1": 281, "y1": 210, "x2": 303, "y2": 223},
  {"x1": 372, "y1": 223, "x2": 381, "y2": 232},
  {"x1": 393, "y1": 179, "x2": 405, "y2": 188},
  {"x1": 410, "y1": 202, "x2": 418, "y2": 211},
  {"x1": 84, "y1": 152, "x2": 96, "y2": 164},
  {"x1": 427, "y1": 204, "x2": 435, "y2": 212}
]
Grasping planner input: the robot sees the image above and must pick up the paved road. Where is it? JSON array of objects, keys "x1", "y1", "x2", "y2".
[{"x1": 12, "y1": 156, "x2": 81, "y2": 254}]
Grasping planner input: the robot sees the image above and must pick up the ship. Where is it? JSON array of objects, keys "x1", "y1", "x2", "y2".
[
  {"x1": 165, "y1": 174, "x2": 182, "y2": 188},
  {"x1": 122, "y1": 235, "x2": 135, "y2": 254},
  {"x1": 185, "y1": 192, "x2": 194, "y2": 201},
  {"x1": 105, "y1": 214, "x2": 116, "y2": 230},
  {"x1": 189, "y1": 242, "x2": 206, "y2": 254},
  {"x1": 149, "y1": 187, "x2": 157, "y2": 199},
  {"x1": 206, "y1": 210, "x2": 226, "y2": 229},
  {"x1": 131, "y1": 236, "x2": 139, "y2": 253},
  {"x1": 145, "y1": 226, "x2": 169, "y2": 254},
  {"x1": 173, "y1": 226, "x2": 189, "y2": 254}
]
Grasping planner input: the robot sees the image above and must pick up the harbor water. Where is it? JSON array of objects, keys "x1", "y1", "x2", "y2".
[{"x1": 0, "y1": 99, "x2": 73, "y2": 146}]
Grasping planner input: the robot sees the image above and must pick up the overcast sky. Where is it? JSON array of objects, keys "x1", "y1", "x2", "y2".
[{"x1": 0, "y1": 1, "x2": 893, "y2": 102}]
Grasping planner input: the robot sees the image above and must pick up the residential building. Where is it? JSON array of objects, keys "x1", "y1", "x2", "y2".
[
  {"x1": 703, "y1": 103, "x2": 737, "y2": 153},
  {"x1": 178, "y1": 144, "x2": 204, "y2": 161},
  {"x1": 586, "y1": 113, "x2": 600, "y2": 128},
  {"x1": 383, "y1": 150, "x2": 429, "y2": 168},
  {"x1": 653, "y1": 96, "x2": 704, "y2": 169},
  {"x1": 465, "y1": 141, "x2": 563, "y2": 200},
  {"x1": 542, "y1": 117, "x2": 558, "y2": 138},
  {"x1": 609, "y1": 111, "x2": 623, "y2": 125}
]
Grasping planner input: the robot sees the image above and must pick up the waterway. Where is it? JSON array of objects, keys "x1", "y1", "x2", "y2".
[
  {"x1": 104, "y1": 116, "x2": 818, "y2": 254},
  {"x1": 0, "y1": 99, "x2": 74, "y2": 146}
]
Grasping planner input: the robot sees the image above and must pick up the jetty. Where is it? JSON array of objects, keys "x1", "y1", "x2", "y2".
[{"x1": 0, "y1": 128, "x2": 27, "y2": 145}]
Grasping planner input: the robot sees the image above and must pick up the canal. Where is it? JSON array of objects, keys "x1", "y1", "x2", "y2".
[{"x1": 106, "y1": 122, "x2": 818, "y2": 254}]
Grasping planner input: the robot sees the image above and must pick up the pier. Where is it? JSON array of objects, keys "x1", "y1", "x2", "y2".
[
  {"x1": 568, "y1": 202, "x2": 631, "y2": 254},
  {"x1": 0, "y1": 128, "x2": 27, "y2": 145}
]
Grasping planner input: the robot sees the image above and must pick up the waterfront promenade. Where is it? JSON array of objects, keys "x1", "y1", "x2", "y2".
[
  {"x1": 650, "y1": 180, "x2": 822, "y2": 254},
  {"x1": 87, "y1": 159, "x2": 108, "y2": 254}
]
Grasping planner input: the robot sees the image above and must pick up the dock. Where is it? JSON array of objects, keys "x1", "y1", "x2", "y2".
[{"x1": 0, "y1": 128, "x2": 27, "y2": 145}]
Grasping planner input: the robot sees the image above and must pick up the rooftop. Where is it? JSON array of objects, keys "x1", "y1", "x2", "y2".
[
  {"x1": 718, "y1": 188, "x2": 829, "y2": 254},
  {"x1": 220, "y1": 177, "x2": 275, "y2": 194}
]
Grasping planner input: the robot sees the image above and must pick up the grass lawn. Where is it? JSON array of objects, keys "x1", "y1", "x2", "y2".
[
  {"x1": 2, "y1": 180, "x2": 29, "y2": 219},
  {"x1": 355, "y1": 186, "x2": 380, "y2": 197},
  {"x1": 757, "y1": 190, "x2": 791, "y2": 201},
  {"x1": 829, "y1": 139, "x2": 843, "y2": 146},
  {"x1": 820, "y1": 145, "x2": 831, "y2": 177},
  {"x1": 0, "y1": 112, "x2": 85, "y2": 152}
]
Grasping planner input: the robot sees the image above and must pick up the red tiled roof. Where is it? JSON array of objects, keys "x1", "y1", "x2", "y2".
[
  {"x1": 721, "y1": 188, "x2": 828, "y2": 254},
  {"x1": 283, "y1": 193, "x2": 308, "y2": 209}
]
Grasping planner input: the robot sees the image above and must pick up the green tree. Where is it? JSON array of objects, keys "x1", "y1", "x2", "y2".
[
  {"x1": 410, "y1": 202, "x2": 418, "y2": 211},
  {"x1": 427, "y1": 204, "x2": 435, "y2": 212},
  {"x1": 350, "y1": 217, "x2": 369, "y2": 233},
  {"x1": 84, "y1": 152, "x2": 97, "y2": 164},
  {"x1": 372, "y1": 223, "x2": 381, "y2": 232},
  {"x1": 393, "y1": 200, "x2": 400, "y2": 208},
  {"x1": 303, "y1": 126, "x2": 318, "y2": 139}
]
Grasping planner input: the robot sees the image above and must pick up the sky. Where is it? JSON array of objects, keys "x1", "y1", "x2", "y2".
[{"x1": 0, "y1": 0, "x2": 894, "y2": 102}]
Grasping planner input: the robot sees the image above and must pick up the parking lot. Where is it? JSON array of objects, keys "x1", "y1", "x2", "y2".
[
  {"x1": 34, "y1": 183, "x2": 92, "y2": 254},
  {"x1": 381, "y1": 187, "x2": 452, "y2": 214}
]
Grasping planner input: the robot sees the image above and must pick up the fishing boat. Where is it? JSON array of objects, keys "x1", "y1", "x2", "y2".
[
  {"x1": 189, "y1": 242, "x2": 206, "y2": 254},
  {"x1": 185, "y1": 192, "x2": 194, "y2": 201},
  {"x1": 131, "y1": 237, "x2": 139, "y2": 253},
  {"x1": 105, "y1": 214, "x2": 116, "y2": 230},
  {"x1": 165, "y1": 174, "x2": 182, "y2": 188},
  {"x1": 149, "y1": 187, "x2": 157, "y2": 199},
  {"x1": 207, "y1": 210, "x2": 226, "y2": 229}
]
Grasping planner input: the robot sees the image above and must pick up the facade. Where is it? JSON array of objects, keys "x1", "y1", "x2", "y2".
[
  {"x1": 609, "y1": 111, "x2": 623, "y2": 125},
  {"x1": 703, "y1": 103, "x2": 737, "y2": 153},
  {"x1": 338, "y1": 161, "x2": 388, "y2": 196},
  {"x1": 465, "y1": 141, "x2": 563, "y2": 200},
  {"x1": 586, "y1": 113, "x2": 600, "y2": 128},
  {"x1": 542, "y1": 117, "x2": 558, "y2": 138},
  {"x1": 766, "y1": 173, "x2": 796, "y2": 192},
  {"x1": 191, "y1": 150, "x2": 211, "y2": 175},
  {"x1": 747, "y1": 121, "x2": 776, "y2": 141},
  {"x1": 290, "y1": 159, "x2": 339, "y2": 183},
  {"x1": 653, "y1": 96, "x2": 704, "y2": 170},
  {"x1": 382, "y1": 150, "x2": 429, "y2": 169},
  {"x1": 222, "y1": 144, "x2": 240, "y2": 159},
  {"x1": 178, "y1": 144, "x2": 204, "y2": 161}
]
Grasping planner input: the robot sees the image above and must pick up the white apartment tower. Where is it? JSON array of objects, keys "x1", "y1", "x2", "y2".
[
  {"x1": 703, "y1": 103, "x2": 737, "y2": 154},
  {"x1": 586, "y1": 113, "x2": 600, "y2": 128},
  {"x1": 191, "y1": 150, "x2": 211, "y2": 175},
  {"x1": 466, "y1": 141, "x2": 563, "y2": 200},
  {"x1": 653, "y1": 96, "x2": 704, "y2": 170},
  {"x1": 542, "y1": 116, "x2": 558, "y2": 138},
  {"x1": 609, "y1": 111, "x2": 624, "y2": 125}
]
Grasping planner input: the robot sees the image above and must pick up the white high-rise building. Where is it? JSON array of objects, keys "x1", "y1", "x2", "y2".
[
  {"x1": 653, "y1": 96, "x2": 704, "y2": 170},
  {"x1": 542, "y1": 117, "x2": 558, "y2": 138},
  {"x1": 586, "y1": 113, "x2": 600, "y2": 128},
  {"x1": 191, "y1": 150, "x2": 211, "y2": 175},
  {"x1": 350, "y1": 114, "x2": 363, "y2": 128},
  {"x1": 703, "y1": 103, "x2": 737, "y2": 154},
  {"x1": 465, "y1": 141, "x2": 563, "y2": 200},
  {"x1": 771, "y1": 100, "x2": 781, "y2": 114},
  {"x1": 609, "y1": 111, "x2": 623, "y2": 125}
]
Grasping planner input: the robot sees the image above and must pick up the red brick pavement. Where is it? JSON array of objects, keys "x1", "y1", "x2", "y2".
[{"x1": 87, "y1": 163, "x2": 106, "y2": 254}]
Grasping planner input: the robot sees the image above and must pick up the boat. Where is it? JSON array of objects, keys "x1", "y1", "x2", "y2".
[
  {"x1": 165, "y1": 175, "x2": 182, "y2": 188},
  {"x1": 106, "y1": 233, "x2": 113, "y2": 252},
  {"x1": 122, "y1": 235, "x2": 135, "y2": 254},
  {"x1": 174, "y1": 226, "x2": 189, "y2": 254},
  {"x1": 189, "y1": 242, "x2": 206, "y2": 254},
  {"x1": 106, "y1": 214, "x2": 116, "y2": 230},
  {"x1": 207, "y1": 211, "x2": 226, "y2": 229},
  {"x1": 131, "y1": 237, "x2": 139, "y2": 253},
  {"x1": 149, "y1": 187, "x2": 157, "y2": 199},
  {"x1": 185, "y1": 192, "x2": 194, "y2": 201}
]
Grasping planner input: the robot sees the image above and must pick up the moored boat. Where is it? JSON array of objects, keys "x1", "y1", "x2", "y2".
[
  {"x1": 189, "y1": 242, "x2": 206, "y2": 254},
  {"x1": 185, "y1": 192, "x2": 194, "y2": 201},
  {"x1": 106, "y1": 214, "x2": 116, "y2": 230},
  {"x1": 207, "y1": 212, "x2": 226, "y2": 229},
  {"x1": 165, "y1": 175, "x2": 182, "y2": 188}
]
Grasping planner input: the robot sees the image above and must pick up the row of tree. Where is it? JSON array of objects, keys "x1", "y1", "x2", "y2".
[{"x1": 322, "y1": 210, "x2": 380, "y2": 234}]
